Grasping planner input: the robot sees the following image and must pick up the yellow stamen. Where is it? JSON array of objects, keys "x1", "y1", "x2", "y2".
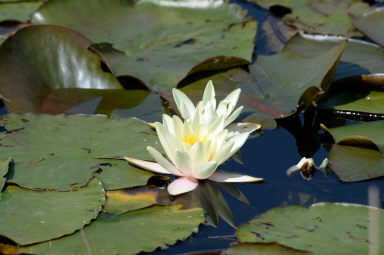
[{"x1": 182, "y1": 133, "x2": 207, "y2": 146}]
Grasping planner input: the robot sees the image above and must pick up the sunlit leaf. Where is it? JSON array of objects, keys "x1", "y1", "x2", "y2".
[
  {"x1": 0, "y1": 178, "x2": 105, "y2": 245},
  {"x1": 0, "y1": 25, "x2": 123, "y2": 113},
  {"x1": 237, "y1": 202, "x2": 384, "y2": 254},
  {"x1": 24, "y1": 205, "x2": 204, "y2": 255},
  {"x1": 104, "y1": 186, "x2": 171, "y2": 214},
  {"x1": 97, "y1": 159, "x2": 155, "y2": 191},
  {"x1": 0, "y1": 2, "x2": 42, "y2": 22},
  {"x1": 325, "y1": 120, "x2": 384, "y2": 182},
  {"x1": 350, "y1": 8, "x2": 384, "y2": 47},
  {"x1": 0, "y1": 158, "x2": 11, "y2": 191},
  {"x1": 31, "y1": 0, "x2": 257, "y2": 88},
  {"x1": 0, "y1": 113, "x2": 160, "y2": 191},
  {"x1": 221, "y1": 243, "x2": 313, "y2": 255},
  {"x1": 248, "y1": 0, "x2": 371, "y2": 36}
]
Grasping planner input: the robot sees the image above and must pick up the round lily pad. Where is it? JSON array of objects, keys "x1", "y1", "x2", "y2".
[
  {"x1": 0, "y1": 113, "x2": 160, "y2": 191},
  {"x1": 0, "y1": 178, "x2": 105, "y2": 245}
]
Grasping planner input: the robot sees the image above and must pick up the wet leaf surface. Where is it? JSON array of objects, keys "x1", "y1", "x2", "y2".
[
  {"x1": 351, "y1": 8, "x2": 384, "y2": 46},
  {"x1": 248, "y1": 0, "x2": 371, "y2": 36},
  {"x1": 0, "y1": 178, "x2": 105, "y2": 245},
  {"x1": 0, "y1": 114, "x2": 160, "y2": 191},
  {"x1": 0, "y1": 25, "x2": 123, "y2": 113},
  {"x1": 32, "y1": 0, "x2": 257, "y2": 89},
  {"x1": 0, "y1": 158, "x2": 11, "y2": 191},
  {"x1": 24, "y1": 205, "x2": 204, "y2": 255},
  {"x1": 0, "y1": 1, "x2": 42, "y2": 22},
  {"x1": 237, "y1": 202, "x2": 384, "y2": 255}
]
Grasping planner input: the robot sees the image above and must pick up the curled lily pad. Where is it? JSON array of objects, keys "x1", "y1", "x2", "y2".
[
  {"x1": 324, "y1": 120, "x2": 384, "y2": 182},
  {"x1": 31, "y1": 0, "x2": 257, "y2": 88},
  {"x1": 23, "y1": 205, "x2": 204, "y2": 255},
  {"x1": 0, "y1": 178, "x2": 105, "y2": 245},
  {"x1": 237, "y1": 202, "x2": 384, "y2": 254},
  {"x1": 350, "y1": 8, "x2": 384, "y2": 47},
  {"x1": 0, "y1": 113, "x2": 160, "y2": 191},
  {"x1": 0, "y1": 25, "x2": 123, "y2": 113}
]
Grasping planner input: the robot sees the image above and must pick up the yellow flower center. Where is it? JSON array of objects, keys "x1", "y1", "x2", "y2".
[{"x1": 182, "y1": 133, "x2": 207, "y2": 146}]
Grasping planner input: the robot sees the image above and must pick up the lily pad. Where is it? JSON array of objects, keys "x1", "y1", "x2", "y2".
[
  {"x1": 0, "y1": 2, "x2": 42, "y2": 22},
  {"x1": 0, "y1": 177, "x2": 105, "y2": 245},
  {"x1": 31, "y1": 0, "x2": 257, "y2": 88},
  {"x1": 325, "y1": 120, "x2": 384, "y2": 182},
  {"x1": 0, "y1": 113, "x2": 160, "y2": 191},
  {"x1": 0, "y1": 25, "x2": 123, "y2": 113},
  {"x1": 40, "y1": 88, "x2": 149, "y2": 116},
  {"x1": 222, "y1": 243, "x2": 313, "y2": 255},
  {"x1": 24, "y1": 205, "x2": 204, "y2": 255},
  {"x1": 97, "y1": 159, "x2": 155, "y2": 190},
  {"x1": 237, "y1": 202, "x2": 384, "y2": 255},
  {"x1": 248, "y1": 0, "x2": 370, "y2": 36},
  {"x1": 0, "y1": 158, "x2": 11, "y2": 191},
  {"x1": 350, "y1": 8, "x2": 384, "y2": 46}
]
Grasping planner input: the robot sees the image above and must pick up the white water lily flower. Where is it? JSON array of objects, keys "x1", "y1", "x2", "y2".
[
  {"x1": 125, "y1": 83, "x2": 262, "y2": 195},
  {"x1": 173, "y1": 80, "x2": 243, "y2": 128}
]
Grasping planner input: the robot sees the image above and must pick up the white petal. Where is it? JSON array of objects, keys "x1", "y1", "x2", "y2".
[
  {"x1": 124, "y1": 156, "x2": 172, "y2": 175},
  {"x1": 207, "y1": 115, "x2": 225, "y2": 134},
  {"x1": 172, "y1": 115, "x2": 184, "y2": 140},
  {"x1": 194, "y1": 161, "x2": 217, "y2": 179},
  {"x1": 167, "y1": 177, "x2": 199, "y2": 195},
  {"x1": 224, "y1": 106, "x2": 243, "y2": 127},
  {"x1": 191, "y1": 109, "x2": 201, "y2": 133},
  {"x1": 217, "y1": 88, "x2": 241, "y2": 117},
  {"x1": 218, "y1": 132, "x2": 250, "y2": 164},
  {"x1": 190, "y1": 141, "x2": 208, "y2": 170},
  {"x1": 208, "y1": 170, "x2": 263, "y2": 182},
  {"x1": 147, "y1": 146, "x2": 182, "y2": 176},
  {"x1": 202, "y1": 80, "x2": 216, "y2": 109},
  {"x1": 172, "y1": 88, "x2": 195, "y2": 120},
  {"x1": 202, "y1": 102, "x2": 217, "y2": 127},
  {"x1": 155, "y1": 123, "x2": 176, "y2": 163},
  {"x1": 162, "y1": 114, "x2": 174, "y2": 135},
  {"x1": 175, "y1": 150, "x2": 195, "y2": 177},
  {"x1": 214, "y1": 140, "x2": 235, "y2": 165}
]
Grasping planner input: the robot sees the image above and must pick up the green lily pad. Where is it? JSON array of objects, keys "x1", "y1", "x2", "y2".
[
  {"x1": 222, "y1": 243, "x2": 313, "y2": 255},
  {"x1": 0, "y1": 158, "x2": 11, "y2": 191},
  {"x1": 0, "y1": 25, "x2": 123, "y2": 113},
  {"x1": 0, "y1": 2, "x2": 42, "y2": 22},
  {"x1": 325, "y1": 120, "x2": 384, "y2": 182},
  {"x1": 0, "y1": 177, "x2": 105, "y2": 245},
  {"x1": 284, "y1": 34, "x2": 384, "y2": 81},
  {"x1": 97, "y1": 159, "x2": 154, "y2": 190},
  {"x1": 40, "y1": 88, "x2": 149, "y2": 116},
  {"x1": 350, "y1": 8, "x2": 384, "y2": 47},
  {"x1": 24, "y1": 205, "x2": 204, "y2": 255},
  {"x1": 249, "y1": 0, "x2": 370, "y2": 36},
  {"x1": 0, "y1": 113, "x2": 160, "y2": 191},
  {"x1": 31, "y1": 0, "x2": 257, "y2": 88},
  {"x1": 237, "y1": 202, "x2": 384, "y2": 255}
]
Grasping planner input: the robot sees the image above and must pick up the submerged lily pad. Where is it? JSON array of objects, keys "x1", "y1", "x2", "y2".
[
  {"x1": 325, "y1": 120, "x2": 384, "y2": 181},
  {"x1": 0, "y1": 158, "x2": 11, "y2": 191},
  {"x1": 24, "y1": 205, "x2": 204, "y2": 255},
  {"x1": 249, "y1": 0, "x2": 370, "y2": 36},
  {"x1": 0, "y1": 2, "x2": 42, "y2": 22},
  {"x1": 31, "y1": 0, "x2": 257, "y2": 88},
  {"x1": 0, "y1": 178, "x2": 105, "y2": 245},
  {"x1": 237, "y1": 202, "x2": 384, "y2": 255},
  {"x1": 0, "y1": 25, "x2": 122, "y2": 113},
  {"x1": 0, "y1": 114, "x2": 160, "y2": 191},
  {"x1": 350, "y1": 8, "x2": 384, "y2": 47}
]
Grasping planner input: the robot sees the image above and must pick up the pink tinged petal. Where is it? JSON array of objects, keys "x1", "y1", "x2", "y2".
[
  {"x1": 194, "y1": 161, "x2": 218, "y2": 179},
  {"x1": 167, "y1": 177, "x2": 199, "y2": 195},
  {"x1": 172, "y1": 88, "x2": 195, "y2": 120},
  {"x1": 175, "y1": 150, "x2": 195, "y2": 177},
  {"x1": 147, "y1": 146, "x2": 182, "y2": 176},
  {"x1": 224, "y1": 106, "x2": 243, "y2": 127},
  {"x1": 202, "y1": 80, "x2": 216, "y2": 109},
  {"x1": 208, "y1": 170, "x2": 263, "y2": 183},
  {"x1": 124, "y1": 156, "x2": 172, "y2": 175}
]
